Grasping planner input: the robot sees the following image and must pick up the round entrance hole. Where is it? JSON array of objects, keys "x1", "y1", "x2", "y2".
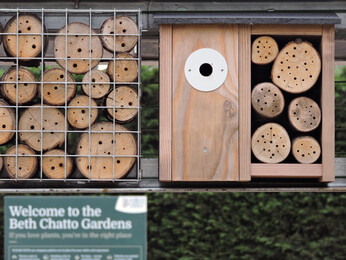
[{"x1": 199, "y1": 63, "x2": 213, "y2": 77}]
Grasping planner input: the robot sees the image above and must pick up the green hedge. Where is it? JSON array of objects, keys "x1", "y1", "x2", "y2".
[{"x1": 147, "y1": 193, "x2": 346, "y2": 260}]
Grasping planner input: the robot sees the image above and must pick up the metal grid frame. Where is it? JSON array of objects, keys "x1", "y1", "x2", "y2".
[{"x1": 0, "y1": 8, "x2": 142, "y2": 183}]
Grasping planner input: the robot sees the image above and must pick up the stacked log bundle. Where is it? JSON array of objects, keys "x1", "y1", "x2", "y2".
[
  {"x1": 54, "y1": 22, "x2": 103, "y2": 74},
  {"x1": 0, "y1": 14, "x2": 139, "y2": 180},
  {"x1": 0, "y1": 99, "x2": 15, "y2": 145},
  {"x1": 39, "y1": 68, "x2": 77, "y2": 105},
  {"x1": 19, "y1": 105, "x2": 65, "y2": 152},
  {"x1": 82, "y1": 70, "x2": 110, "y2": 99},
  {"x1": 105, "y1": 86, "x2": 138, "y2": 123},
  {"x1": 5, "y1": 144, "x2": 37, "y2": 179},
  {"x1": 3, "y1": 14, "x2": 48, "y2": 64},
  {"x1": 1, "y1": 67, "x2": 37, "y2": 105},
  {"x1": 67, "y1": 95, "x2": 98, "y2": 129},
  {"x1": 42, "y1": 149, "x2": 73, "y2": 179},
  {"x1": 100, "y1": 16, "x2": 138, "y2": 53},
  {"x1": 251, "y1": 36, "x2": 322, "y2": 164},
  {"x1": 76, "y1": 122, "x2": 136, "y2": 179}
]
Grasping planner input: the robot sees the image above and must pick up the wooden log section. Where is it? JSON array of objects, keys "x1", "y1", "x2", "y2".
[
  {"x1": 0, "y1": 156, "x2": 3, "y2": 173},
  {"x1": 105, "y1": 86, "x2": 138, "y2": 123},
  {"x1": 54, "y1": 22, "x2": 103, "y2": 74},
  {"x1": 82, "y1": 70, "x2": 110, "y2": 99},
  {"x1": 251, "y1": 82, "x2": 284, "y2": 118},
  {"x1": 76, "y1": 122, "x2": 136, "y2": 179},
  {"x1": 107, "y1": 53, "x2": 138, "y2": 82},
  {"x1": 272, "y1": 39, "x2": 321, "y2": 93},
  {"x1": 42, "y1": 149, "x2": 73, "y2": 179},
  {"x1": 0, "y1": 22, "x2": 3, "y2": 47},
  {"x1": 252, "y1": 122, "x2": 291, "y2": 163},
  {"x1": 288, "y1": 97, "x2": 321, "y2": 132},
  {"x1": 100, "y1": 16, "x2": 138, "y2": 53},
  {"x1": 252, "y1": 36, "x2": 279, "y2": 65},
  {"x1": 292, "y1": 136, "x2": 321, "y2": 164},
  {"x1": 67, "y1": 95, "x2": 98, "y2": 129},
  {"x1": 0, "y1": 99, "x2": 15, "y2": 145},
  {"x1": 39, "y1": 68, "x2": 77, "y2": 106},
  {"x1": 0, "y1": 67, "x2": 37, "y2": 105},
  {"x1": 3, "y1": 14, "x2": 48, "y2": 62},
  {"x1": 5, "y1": 144, "x2": 38, "y2": 179},
  {"x1": 19, "y1": 105, "x2": 65, "y2": 152}
]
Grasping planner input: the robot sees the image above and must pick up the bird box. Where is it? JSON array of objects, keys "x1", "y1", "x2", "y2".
[{"x1": 156, "y1": 13, "x2": 340, "y2": 182}]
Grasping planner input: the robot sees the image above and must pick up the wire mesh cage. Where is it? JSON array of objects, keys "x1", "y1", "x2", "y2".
[{"x1": 0, "y1": 8, "x2": 142, "y2": 184}]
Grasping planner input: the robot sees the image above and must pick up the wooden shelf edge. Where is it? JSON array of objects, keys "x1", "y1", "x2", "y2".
[{"x1": 251, "y1": 163, "x2": 323, "y2": 178}]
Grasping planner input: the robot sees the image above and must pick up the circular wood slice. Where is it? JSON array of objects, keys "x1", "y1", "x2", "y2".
[
  {"x1": 67, "y1": 95, "x2": 98, "y2": 129},
  {"x1": 292, "y1": 136, "x2": 321, "y2": 164},
  {"x1": 19, "y1": 105, "x2": 65, "y2": 152},
  {"x1": 0, "y1": 22, "x2": 3, "y2": 46},
  {"x1": 107, "y1": 53, "x2": 138, "y2": 82},
  {"x1": 288, "y1": 97, "x2": 321, "y2": 132},
  {"x1": 54, "y1": 22, "x2": 103, "y2": 74},
  {"x1": 0, "y1": 99, "x2": 15, "y2": 145},
  {"x1": 5, "y1": 144, "x2": 37, "y2": 179},
  {"x1": 252, "y1": 122, "x2": 291, "y2": 163},
  {"x1": 82, "y1": 70, "x2": 110, "y2": 99},
  {"x1": 76, "y1": 122, "x2": 136, "y2": 179},
  {"x1": 252, "y1": 36, "x2": 279, "y2": 65},
  {"x1": 1, "y1": 67, "x2": 37, "y2": 105},
  {"x1": 42, "y1": 149, "x2": 73, "y2": 179},
  {"x1": 106, "y1": 86, "x2": 138, "y2": 123},
  {"x1": 251, "y1": 82, "x2": 284, "y2": 118},
  {"x1": 100, "y1": 16, "x2": 138, "y2": 53},
  {"x1": 3, "y1": 14, "x2": 48, "y2": 61},
  {"x1": 272, "y1": 40, "x2": 321, "y2": 93},
  {"x1": 39, "y1": 68, "x2": 77, "y2": 106}
]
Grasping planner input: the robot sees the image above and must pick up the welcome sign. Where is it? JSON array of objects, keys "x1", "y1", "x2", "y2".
[{"x1": 5, "y1": 196, "x2": 147, "y2": 260}]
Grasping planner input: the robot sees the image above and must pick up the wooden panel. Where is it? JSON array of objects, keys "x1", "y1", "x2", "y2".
[
  {"x1": 172, "y1": 24, "x2": 239, "y2": 181},
  {"x1": 238, "y1": 25, "x2": 251, "y2": 182},
  {"x1": 321, "y1": 25, "x2": 335, "y2": 182},
  {"x1": 251, "y1": 164, "x2": 322, "y2": 178},
  {"x1": 251, "y1": 24, "x2": 323, "y2": 36},
  {"x1": 159, "y1": 24, "x2": 173, "y2": 182}
]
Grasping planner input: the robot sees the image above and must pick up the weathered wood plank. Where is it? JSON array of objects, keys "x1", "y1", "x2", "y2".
[
  {"x1": 252, "y1": 24, "x2": 323, "y2": 35},
  {"x1": 238, "y1": 25, "x2": 251, "y2": 182},
  {"x1": 172, "y1": 24, "x2": 239, "y2": 181},
  {"x1": 321, "y1": 24, "x2": 335, "y2": 182},
  {"x1": 159, "y1": 24, "x2": 173, "y2": 182},
  {"x1": 251, "y1": 164, "x2": 323, "y2": 178}
]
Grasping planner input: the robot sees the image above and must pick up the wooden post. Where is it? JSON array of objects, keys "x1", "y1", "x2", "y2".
[
  {"x1": 5, "y1": 144, "x2": 38, "y2": 179},
  {"x1": 42, "y1": 149, "x2": 73, "y2": 179},
  {"x1": 19, "y1": 105, "x2": 65, "y2": 151},
  {"x1": 67, "y1": 95, "x2": 98, "y2": 129},
  {"x1": 76, "y1": 122, "x2": 136, "y2": 179},
  {"x1": 39, "y1": 68, "x2": 77, "y2": 106},
  {"x1": 3, "y1": 14, "x2": 48, "y2": 64},
  {"x1": 105, "y1": 86, "x2": 138, "y2": 123},
  {"x1": 107, "y1": 52, "x2": 138, "y2": 82},
  {"x1": 100, "y1": 16, "x2": 138, "y2": 53},
  {"x1": 82, "y1": 70, "x2": 110, "y2": 99},
  {"x1": 1, "y1": 67, "x2": 37, "y2": 105},
  {"x1": 54, "y1": 22, "x2": 103, "y2": 74}
]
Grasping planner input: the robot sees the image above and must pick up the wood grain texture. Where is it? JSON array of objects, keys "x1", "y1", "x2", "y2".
[
  {"x1": 252, "y1": 36, "x2": 279, "y2": 65},
  {"x1": 251, "y1": 163, "x2": 322, "y2": 178},
  {"x1": 159, "y1": 24, "x2": 172, "y2": 182},
  {"x1": 172, "y1": 24, "x2": 238, "y2": 181},
  {"x1": 239, "y1": 25, "x2": 251, "y2": 182},
  {"x1": 321, "y1": 25, "x2": 335, "y2": 182},
  {"x1": 251, "y1": 24, "x2": 323, "y2": 36},
  {"x1": 42, "y1": 149, "x2": 73, "y2": 179}
]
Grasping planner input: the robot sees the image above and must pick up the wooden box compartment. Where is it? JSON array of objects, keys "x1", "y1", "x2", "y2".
[{"x1": 157, "y1": 14, "x2": 338, "y2": 183}]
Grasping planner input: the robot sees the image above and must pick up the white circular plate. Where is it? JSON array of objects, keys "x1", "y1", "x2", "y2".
[{"x1": 184, "y1": 48, "x2": 228, "y2": 92}]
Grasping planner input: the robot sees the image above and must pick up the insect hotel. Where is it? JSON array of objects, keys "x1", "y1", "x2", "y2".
[
  {"x1": 0, "y1": 9, "x2": 142, "y2": 184},
  {"x1": 157, "y1": 13, "x2": 339, "y2": 183}
]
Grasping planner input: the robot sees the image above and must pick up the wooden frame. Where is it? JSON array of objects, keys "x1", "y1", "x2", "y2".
[
  {"x1": 249, "y1": 24, "x2": 335, "y2": 182},
  {"x1": 159, "y1": 23, "x2": 335, "y2": 183}
]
